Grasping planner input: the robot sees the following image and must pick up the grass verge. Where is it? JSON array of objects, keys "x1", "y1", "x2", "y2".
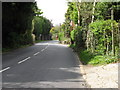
[
  {"x1": 79, "y1": 50, "x2": 118, "y2": 65},
  {"x1": 2, "y1": 44, "x2": 33, "y2": 54},
  {"x1": 35, "y1": 40, "x2": 50, "y2": 43},
  {"x1": 2, "y1": 40, "x2": 50, "y2": 53},
  {"x1": 70, "y1": 44, "x2": 118, "y2": 66}
]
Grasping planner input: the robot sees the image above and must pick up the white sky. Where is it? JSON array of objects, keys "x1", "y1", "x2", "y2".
[{"x1": 35, "y1": 0, "x2": 68, "y2": 26}]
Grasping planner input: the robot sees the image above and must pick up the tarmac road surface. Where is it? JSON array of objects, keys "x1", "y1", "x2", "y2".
[{"x1": 2, "y1": 40, "x2": 87, "y2": 88}]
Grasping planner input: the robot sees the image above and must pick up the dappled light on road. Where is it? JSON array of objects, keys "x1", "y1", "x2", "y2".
[
  {"x1": 3, "y1": 40, "x2": 87, "y2": 88},
  {"x1": 35, "y1": 40, "x2": 69, "y2": 47}
]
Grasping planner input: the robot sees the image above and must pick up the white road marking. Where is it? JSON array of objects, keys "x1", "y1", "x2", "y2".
[
  {"x1": 44, "y1": 47, "x2": 47, "y2": 50},
  {"x1": 34, "y1": 52, "x2": 40, "y2": 56},
  {"x1": 41, "y1": 45, "x2": 49, "y2": 51},
  {"x1": 18, "y1": 57, "x2": 31, "y2": 64},
  {"x1": 41, "y1": 49, "x2": 45, "y2": 52},
  {"x1": 44, "y1": 45, "x2": 49, "y2": 50},
  {"x1": 0, "y1": 67, "x2": 10, "y2": 73}
]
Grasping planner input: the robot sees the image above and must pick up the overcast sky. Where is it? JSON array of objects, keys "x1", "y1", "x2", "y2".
[{"x1": 35, "y1": 0, "x2": 68, "y2": 26}]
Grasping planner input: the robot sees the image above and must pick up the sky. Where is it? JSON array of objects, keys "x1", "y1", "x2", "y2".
[{"x1": 35, "y1": 0, "x2": 68, "y2": 26}]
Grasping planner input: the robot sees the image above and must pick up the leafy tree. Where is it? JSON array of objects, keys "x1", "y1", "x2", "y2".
[
  {"x1": 2, "y1": 2, "x2": 38, "y2": 49},
  {"x1": 89, "y1": 20, "x2": 118, "y2": 55},
  {"x1": 33, "y1": 16, "x2": 52, "y2": 40},
  {"x1": 63, "y1": 1, "x2": 120, "y2": 64}
]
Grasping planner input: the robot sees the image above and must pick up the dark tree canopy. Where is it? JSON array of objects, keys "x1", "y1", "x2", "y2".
[{"x1": 2, "y1": 2, "x2": 37, "y2": 48}]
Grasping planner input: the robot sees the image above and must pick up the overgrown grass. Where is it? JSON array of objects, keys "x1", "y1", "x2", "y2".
[
  {"x1": 2, "y1": 40, "x2": 50, "y2": 53},
  {"x1": 35, "y1": 40, "x2": 43, "y2": 43},
  {"x1": 70, "y1": 44, "x2": 118, "y2": 65},
  {"x1": 35, "y1": 40, "x2": 50, "y2": 43},
  {"x1": 79, "y1": 50, "x2": 118, "y2": 65}
]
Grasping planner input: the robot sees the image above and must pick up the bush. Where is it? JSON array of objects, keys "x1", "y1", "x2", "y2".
[
  {"x1": 79, "y1": 50, "x2": 94, "y2": 65},
  {"x1": 70, "y1": 29, "x2": 76, "y2": 41},
  {"x1": 79, "y1": 50, "x2": 118, "y2": 65},
  {"x1": 58, "y1": 32, "x2": 64, "y2": 41},
  {"x1": 70, "y1": 26, "x2": 85, "y2": 48}
]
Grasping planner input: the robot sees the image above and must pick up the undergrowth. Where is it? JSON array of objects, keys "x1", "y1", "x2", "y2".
[{"x1": 70, "y1": 44, "x2": 118, "y2": 65}]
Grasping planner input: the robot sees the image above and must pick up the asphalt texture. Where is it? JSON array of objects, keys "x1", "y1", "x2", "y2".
[{"x1": 2, "y1": 40, "x2": 87, "y2": 88}]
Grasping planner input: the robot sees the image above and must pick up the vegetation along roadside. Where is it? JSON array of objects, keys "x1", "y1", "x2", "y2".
[{"x1": 50, "y1": 1, "x2": 120, "y2": 65}]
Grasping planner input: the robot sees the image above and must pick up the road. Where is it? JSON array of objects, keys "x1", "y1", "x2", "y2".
[{"x1": 2, "y1": 40, "x2": 87, "y2": 88}]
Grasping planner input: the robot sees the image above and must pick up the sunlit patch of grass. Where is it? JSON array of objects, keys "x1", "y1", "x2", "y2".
[
  {"x1": 79, "y1": 50, "x2": 118, "y2": 65},
  {"x1": 69, "y1": 44, "x2": 76, "y2": 49},
  {"x1": 78, "y1": 50, "x2": 94, "y2": 65},
  {"x1": 70, "y1": 44, "x2": 119, "y2": 65}
]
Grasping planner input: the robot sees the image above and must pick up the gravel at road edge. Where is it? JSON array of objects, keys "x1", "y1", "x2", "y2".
[{"x1": 79, "y1": 61, "x2": 118, "y2": 88}]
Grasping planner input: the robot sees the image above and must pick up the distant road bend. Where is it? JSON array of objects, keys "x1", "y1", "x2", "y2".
[{"x1": 2, "y1": 40, "x2": 87, "y2": 88}]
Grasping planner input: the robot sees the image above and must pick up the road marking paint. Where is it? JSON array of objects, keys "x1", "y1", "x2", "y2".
[
  {"x1": 41, "y1": 45, "x2": 49, "y2": 52},
  {"x1": 46, "y1": 45, "x2": 49, "y2": 48},
  {"x1": 44, "y1": 47, "x2": 47, "y2": 50},
  {"x1": 44, "y1": 45, "x2": 49, "y2": 50},
  {"x1": 34, "y1": 52, "x2": 40, "y2": 56},
  {"x1": 0, "y1": 67, "x2": 10, "y2": 73},
  {"x1": 41, "y1": 49, "x2": 45, "y2": 52},
  {"x1": 18, "y1": 57, "x2": 31, "y2": 64}
]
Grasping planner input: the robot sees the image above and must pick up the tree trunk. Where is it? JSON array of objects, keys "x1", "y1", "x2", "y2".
[
  {"x1": 86, "y1": 29, "x2": 90, "y2": 51},
  {"x1": 117, "y1": 23, "x2": 119, "y2": 47},
  {"x1": 90, "y1": 32, "x2": 94, "y2": 53},
  {"x1": 76, "y1": 0, "x2": 81, "y2": 26},
  {"x1": 118, "y1": 21, "x2": 120, "y2": 59},
  {"x1": 103, "y1": 30, "x2": 106, "y2": 55},
  {"x1": 111, "y1": 8, "x2": 115, "y2": 56},
  {"x1": 90, "y1": 0, "x2": 96, "y2": 53},
  {"x1": 91, "y1": 0, "x2": 96, "y2": 23},
  {"x1": 106, "y1": 35, "x2": 109, "y2": 55}
]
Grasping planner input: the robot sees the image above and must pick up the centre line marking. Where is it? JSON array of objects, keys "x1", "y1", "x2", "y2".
[
  {"x1": 41, "y1": 45, "x2": 49, "y2": 52},
  {"x1": 0, "y1": 67, "x2": 10, "y2": 73},
  {"x1": 41, "y1": 49, "x2": 45, "y2": 52},
  {"x1": 45, "y1": 46, "x2": 48, "y2": 49},
  {"x1": 18, "y1": 57, "x2": 31, "y2": 64},
  {"x1": 34, "y1": 52, "x2": 40, "y2": 56}
]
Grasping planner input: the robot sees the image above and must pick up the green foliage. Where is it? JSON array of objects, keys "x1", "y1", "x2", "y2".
[
  {"x1": 89, "y1": 55, "x2": 118, "y2": 65},
  {"x1": 66, "y1": 1, "x2": 120, "y2": 65},
  {"x1": 69, "y1": 2, "x2": 78, "y2": 24},
  {"x1": 50, "y1": 24, "x2": 71, "y2": 43},
  {"x1": 89, "y1": 20, "x2": 118, "y2": 55},
  {"x1": 70, "y1": 30, "x2": 75, "y2": 41},
  {"x1": 79, "y1": 50, "x2": 94, "y2": 65},
  {"x1": 33, "y1": 16, "x2": 52, "y2": 40},
  {"x1": 58, "y1": 32, "x2": 65, "y2": 41},
  {"x1": 35, "y1": 9, "x2": 43, "y2": 16},
  {"x1": 2, "y1": 2, "x2": 38, "y2": 49},
  {"x1": 50, "y1": 25, "x2": 60, "y2": 40},
  {"x1": 95, "y1": 2, "x2": 109, "y2": 20},
  {"x1": 95, "y1": 2, "x2": 120, "y2": 21},
  {"x1": 70, "y1": 26, "x2": 85, "y2": 47},
  {"x1": 79, "y1": 50, "x2": 118, "y2": 65},
  {"x1": 35, "y1": 40, "x2": 46, "y2": 43}
]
